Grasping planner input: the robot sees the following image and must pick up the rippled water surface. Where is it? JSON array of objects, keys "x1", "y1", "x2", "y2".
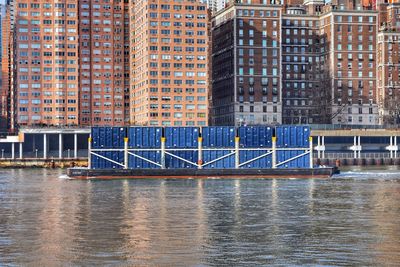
[{"x1": 1, "y1": 168, "x2": 400, "y2": 266}]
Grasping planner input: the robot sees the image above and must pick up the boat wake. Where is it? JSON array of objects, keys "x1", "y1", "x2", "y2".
[
  {"x1": 333, "y1": 171, "x2": 400, "y2": 180},
  {"x1": 58, "y1": 174, "x2": 73, "y2": 180}
]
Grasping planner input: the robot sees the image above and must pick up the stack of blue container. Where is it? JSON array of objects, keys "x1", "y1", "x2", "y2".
[
  {"x1": 202, "y1": 127, "x2": 236, "y2": 168},
  {"x1": 91, "y1": 127, "x2": 126, "y2": 169},
  {"x1": 239, "y1": 126, "x2": 273, "y2": 168},
  {"x1": 90, "y1": 125, "x2": 311, "y2": 169},
  {"x1": 275, "y1": 126, "x2": 310, "y2": 168},
  {"x1": 165, "y1": 127, "x2": 199, "y2": 168},
  {"x1": 128, "y1": 127, "x2": 162, "y2": 169}
]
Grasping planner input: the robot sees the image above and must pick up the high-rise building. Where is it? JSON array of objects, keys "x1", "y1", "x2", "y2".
[
  {"x1": 1, "y1": 0, "x2": 15, "y2": 132},
  {"x1": 212, "y1": 1, "x2": 283, "y2": 126},
  {"x1": 130, "y1": 0, "x2": 210, "y2": 126},
  {"x1": 78, "y1": 0, "x2": 129, "y2": 126},
  {"x1": 321, "y1": 2, "x2": 379, "y2": 125},
  {"x1": 377, "y1": 1, "x2": 400, "y2": 124},
  {"x1": 14, "y1": 0, "x2": 79, "y2": 126},
  {"x1": 11, "y1": 0, "x2": 129, "y2": 127},
  {"x1": 281, "y1": 6, "x2": 326, "y2": 124},
  {"x1": 212, "y1": 0, "x2": 380, "y2": 126},
  {"x1": 207, "y1": 0, "x2": 229, "y2": 14}
]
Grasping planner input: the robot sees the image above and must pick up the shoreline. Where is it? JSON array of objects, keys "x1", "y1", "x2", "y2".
[
  {"x1": 0, "y1": 158, "x2": 88, "y2": 168},
  {"x1": 1, "y1": 158, "x2": 400, "y2": 168}
]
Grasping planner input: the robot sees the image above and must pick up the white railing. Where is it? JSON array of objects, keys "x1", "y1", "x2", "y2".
[{"x1": 88, "y1": 136, "x2": 314, "y2": 169}]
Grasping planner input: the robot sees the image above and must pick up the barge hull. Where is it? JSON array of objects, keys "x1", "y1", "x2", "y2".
[{"x1": 67, "y1": 167, "x2": 337, "y2": 179}]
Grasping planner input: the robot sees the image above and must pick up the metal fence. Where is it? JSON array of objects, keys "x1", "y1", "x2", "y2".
[
  {"x1": 309, "y1": 124, "x2": 400, "y2": 130},
  {"x1": 316, "y1": 152, "x2": 393, "y2": 159}
]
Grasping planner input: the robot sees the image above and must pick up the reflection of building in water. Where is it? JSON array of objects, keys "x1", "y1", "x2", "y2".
[
  {"x1": 121, "y1": 180, "x2": 208, "y2": 265},
  {"x1": 35, "y1": 169, "x2": 79, "y2": 265},
  {"x1": 121, "y1": 180, "x2": 153, "y2": 261},
  {"x1": 370, "y1": 181, "x2": 400, "y2": 263},
  {"x1": 234, "y1": 179, "x2": 242, "y2": 223}
]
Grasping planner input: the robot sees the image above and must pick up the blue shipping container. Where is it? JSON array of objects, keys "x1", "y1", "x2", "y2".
[
  {"x1": 202, "y1": 127, "x2": 235, "y2": 148},
  {"x1": 164, "y1": 127, "x2": 199, "y2": 168},
  {"x1": 276, "y1": 125, "x2": 310, "y2": 148},
  {"x1": 127, "y1": 127, "x2": 162, "y2": 169},
  {"x1": 239, "y1": 126, "x2": 273, "y2": 148},
  {"x1": 90, "y1": 126, "x2": 312, "y2": 170}
]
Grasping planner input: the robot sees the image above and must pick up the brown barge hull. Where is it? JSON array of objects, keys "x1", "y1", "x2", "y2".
[{"x1": 67, "y1": 167, "x2": 338, "y2": 180}]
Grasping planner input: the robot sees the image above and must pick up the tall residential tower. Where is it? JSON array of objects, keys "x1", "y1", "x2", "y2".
[
  {"x1": 14, "y1": 0, "x2": 80, "y2": 126},
  {"x1": 130, "y1": 0, "x2": 210, "y2": 126}
]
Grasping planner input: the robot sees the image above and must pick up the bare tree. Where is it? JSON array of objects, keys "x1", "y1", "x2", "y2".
[
  {"x1": 383, "y1": 91, "x2": 400, "y2": 125},
  {"x1": 309, "y1": 62, "x2": 347, "y2": 124}
]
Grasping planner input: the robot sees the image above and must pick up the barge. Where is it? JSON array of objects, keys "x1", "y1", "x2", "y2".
[
  {"x1": 67, "y1": 126, "x2": 339, "y2": 180},
  {"x1": 67, "y1": 167, "x2": 338, "y2": 179}
]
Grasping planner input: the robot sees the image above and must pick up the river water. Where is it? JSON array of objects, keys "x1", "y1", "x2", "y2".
[{"x1": 0, "y1": 168, "x2": 400, "y2": 266}]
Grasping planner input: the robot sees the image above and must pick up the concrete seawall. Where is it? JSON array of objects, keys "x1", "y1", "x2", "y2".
[
  {"x1": 0, "y1": 158, "x2": 88, "y2": 168},
  {"x1": 315, "y1": 158, "x2": 400, "y2": 167}
]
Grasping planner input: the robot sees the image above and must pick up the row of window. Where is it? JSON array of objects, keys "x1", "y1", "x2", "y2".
[
  {"x1": 18, "y1": 74, "x2": 77, "y2": 81},
  {"x1": 337, "y1": 116, "x2": 375, "y2": 124},
  {"x1": 150, "y1": 21, "x2": 205, "y2": 27},
  {"x1": 149, "y1": 54, "x2": 206, "y2": 60},
  {"x1": 149, "y1": 13, "x2": 205, "y2": 20},
  {"x1": 19, "y1": 91, "x2": 76, "y2": 96},
  {"x1": 147, "y1": 121, "x2": 206, "y2": 126},
  {"x1": 149, "y1": 112, "x2": 206, "y2": 118},
  {"x1": 238, "y1": 48, "x2": 279, "y2": 56},
  {"x1": 18, "y1": 28, "x2": 77, "y2": 33},
  {"x1": 18, "y1": 66, "x2": 76, "y2": 72},
  {"x1": 336, "y1": 25, "x2": 374, "y2": 32},
  {"x1": 337, "y1": 34, "x2": 374, "y2": 42},
  {"x1": 19, "y1": 107, "x2": 77, "y2": 112},
  {"x1": 337, "y1": 71, "x2": 374, "y2": 78},
  {"x1": 237, "y1": 95, "x2": 279, "y2": 104},
  {"x1": 337, "y1": 44, "x2": 374, "y2": 51},
  {"x1": 149, "y1": 88, "x2": 206, "y2": 93},
  {"x1": 238, "y1": 68, "x2": 279, "y2": 76},
  {"x1": 237, "y1": 9, "x2": 279, "y2": 18},
  {"x1": 19, "y1": 99, "x2": 76, "y2": 104},
  {"x1": 19, "y1": 115, "x2": 77, "y2": 121},
  {"x1": 149, "y1": 63, "x2": 206, "y2": 68},
  {"x1": 283, "y1": 29, "x2": 316, "y2": 35},
  {"x1": 149, "y1": 104, "x2": 207, "y2": 109},
  {"x1": 149, "y1": 79, "x2": 207, "y2": 85},
  {"x1": 148, "y1": 29, "x2": 202, "y2": 36},
  {"x1": 18, "y1": 3, "x2": 72, "y2": 8},
  {"x1": 149, "y1": 4, "x2": 206, "y2": 11},
  {"x1": 238, "y1": 19, "x2": 278, "y2": 28},
  {"x1": 238, "y1": 57, "x2": 278, "y2": 66},
  {"x1": 149, "y1": 96, "x2": 207, "y2": 101},
  {"x1": 337, "y1": 53, "x2": 374, "y2": 60},
  {"x1": 284, "y1": 19, "x2": 318, "y2": 27},
  {"x1": 239, "y1": 29, "x2": 278, "y2": 38},
  {"x1": 238, "y1": 106, "x2": 278, "y2": 113},
  {"x1": 335, "y1": 15, "x2": 375, "y2": 23}
]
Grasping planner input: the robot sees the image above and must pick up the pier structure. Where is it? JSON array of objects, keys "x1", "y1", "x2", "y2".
[
  {"x1": 0, "y1": 128, "x2": 90, "y2": 159},
  {"x1": 1, "y1": 127, "x2": 400, "y2": 166},
  {"x1": 311, "y1": 129, "x2": 400, "y2": 163}
]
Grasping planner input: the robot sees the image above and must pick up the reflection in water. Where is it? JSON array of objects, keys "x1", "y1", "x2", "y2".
[{"x1": 0, "y1": 169, "x2": 400, "y2": 265}]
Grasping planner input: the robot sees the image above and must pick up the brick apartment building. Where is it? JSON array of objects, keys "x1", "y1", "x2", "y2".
[
  {"x1": 211, "y1": 1, "x2": 283, "y2": 126},
  {"x1": 10, "y1": 0, "x2": 129, "y2": 128},
  {"x1": 13, "y1": 0, "x2": 80, "y2": 126},
  {"x1": 211, "y1": 0, "x2": 392, "y2": 126},
  {"x1": 1, "y1": 0, "x2": 400, "y2": 130},
  {"x1": 130, "y1": 0, "x2": 210, "y2": 126},
  {"x1": 377, "y1": 1, "x2": 400, "y2": 124},
  {"x1": 78, "y1": 0, "x2": 129, "y2": 126}
]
